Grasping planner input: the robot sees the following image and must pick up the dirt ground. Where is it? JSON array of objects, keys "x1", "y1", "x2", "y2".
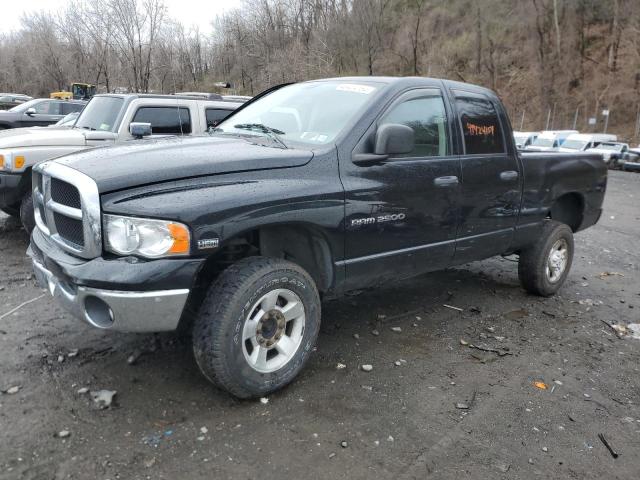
[{"x1": 1, "y1": 170, "x2": 639, "y2": 480}]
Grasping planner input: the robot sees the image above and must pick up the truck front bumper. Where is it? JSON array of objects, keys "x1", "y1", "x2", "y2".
[
  {"x1": 28, "y1": 227, "x2": 204, "y2": 332},
  {"x1": 0, "y1": 172, "x2": 23, "y2": 207}
]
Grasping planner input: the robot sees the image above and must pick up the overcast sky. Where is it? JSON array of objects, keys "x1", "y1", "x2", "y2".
[{"x1": 4, "y1": 0, "x2": 244, "y2": 33}]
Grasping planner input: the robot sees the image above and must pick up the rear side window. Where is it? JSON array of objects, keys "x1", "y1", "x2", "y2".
[
  {"x1": 455, "y1": 95, "x2": 504, "y2": 154},
  {"x1": 379, "y1": 94, "x2": 449, "y2": 157},
  {"x1": 132, "y1": 107, "x2": 192, "y2": 135},
  {"x1": 61, "y1": 102, "x2": 84, "y2": 115},
  {"x1": 205, "y1": 108, "x2": 233, "y2": 129}
]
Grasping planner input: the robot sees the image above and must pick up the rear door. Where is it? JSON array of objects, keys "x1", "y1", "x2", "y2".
[
  {"x1": 341, "y1": 87, "x2": 462, "y2": 289},
  {"x1": 451, "y1": 90, "x2": 521, "y2": 263}
]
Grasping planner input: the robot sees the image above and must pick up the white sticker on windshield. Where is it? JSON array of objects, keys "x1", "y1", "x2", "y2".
[{"x1": 336, "y1": 84, "x2": 375, "y2": 95}]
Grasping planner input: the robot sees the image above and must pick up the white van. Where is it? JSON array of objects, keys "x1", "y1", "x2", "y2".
[
  {"x1": 557, "y1": 133, "x2": 617, "y2": 153},
  {"x1": 513, "y1": 131, "x2": 539, "y2": 149},
  {"x1": 525, "y1": 130, "x2": 578, "y2": 151}
]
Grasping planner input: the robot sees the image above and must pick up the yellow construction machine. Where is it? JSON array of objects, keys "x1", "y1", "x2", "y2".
[{"x1": 50, "y1": 83, "x2": 96, "y2": 100}]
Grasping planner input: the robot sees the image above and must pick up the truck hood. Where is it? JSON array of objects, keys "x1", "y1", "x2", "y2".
[
  {"x1": 0, "y1": 127, "x2": 87, "y2": 148},
  {"x1": 55, "y1": 135, "x2": 314, "y2": 193}
]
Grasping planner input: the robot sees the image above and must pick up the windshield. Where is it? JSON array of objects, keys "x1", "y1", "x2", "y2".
[
  {"x1": 75, "y1": 96, "x2": 124, "y2": 132},
  {"x1": 531, "y1": 136, "x2": 554, "y2": 147},
  {"x1": 215, "y1": 81, "x2": 382, "y2": 147},
  {"x1": 8, "y1": 98, "x2": 42, "y2": 113},
  {"x1": 560, "y1": 139, "x2": 588, "y2": 150},
  {"x1": 595, "y1": 143, "x2": 623, "y2": 152}
]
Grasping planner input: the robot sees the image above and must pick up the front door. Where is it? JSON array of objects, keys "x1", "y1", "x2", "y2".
[
  {"x1": 340, "y1": 88, "x2": 462, "y2": 290},
  {"x1": 20, "y1": 100, "x2": 62, "y2": 127},
  {"x1": 450, "y1": 90, "x2": 521, "y2": 263}
]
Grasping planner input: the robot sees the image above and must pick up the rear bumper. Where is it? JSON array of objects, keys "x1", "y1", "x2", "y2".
[
  {"x1": 0, "y1": 172, "x2": 24, "y2": 207},
  {"x1": 623, "y1": 161, "x2": 640, "y2": 172},
  {"x1": 28, "y1": 226, "x2": 204, "y2": 332}
]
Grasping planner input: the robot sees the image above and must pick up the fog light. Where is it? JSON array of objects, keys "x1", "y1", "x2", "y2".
[{"x1": 84, "y1": 296, "x2": 114, "y2": 328}]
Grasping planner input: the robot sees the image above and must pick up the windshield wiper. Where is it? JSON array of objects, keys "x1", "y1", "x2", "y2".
[{"x1": 233, "y1": 123, "x2": 288, "y2": 149}]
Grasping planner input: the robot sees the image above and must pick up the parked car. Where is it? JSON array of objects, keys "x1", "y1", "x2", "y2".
[
  {"x1": 525, "y1": 130, "x2": 578, "y2": 151},
  {"x1": 585, "y1": 141, "x2": 629, "y2": 168},
  {"x1": 0, "y1": 94, "x2": 241, "y2": 231},
  {"x1": 513, "y1": 131, "x2": 539, "y2": 149},
  {"x1": 0, "y1": 99, "x2": 85, "y2": 130},
  {"x1": 0, "y1": 94, "x2": 32, "y2": 110},
  {"x1": 27, "y1": 77, "x2": 606, "y2": 398},
  {"x1": 557, "y1": 133, "x2": 617, "y2": 153},
  {"x1": 622, "y1": 147, "x2": 640, "y2": 171}
]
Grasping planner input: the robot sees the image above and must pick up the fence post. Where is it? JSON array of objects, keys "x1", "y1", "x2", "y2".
[
  {"x1": 520, "y1": 110, "x2": 525, "y2": 131},
  {"x1": 572, "y1": 106, "x2": 579, "y2": 130}
]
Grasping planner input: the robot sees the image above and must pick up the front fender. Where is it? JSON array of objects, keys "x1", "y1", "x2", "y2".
[{"x1": 100, "y1": 153, "x2": 346, "y2": 263}]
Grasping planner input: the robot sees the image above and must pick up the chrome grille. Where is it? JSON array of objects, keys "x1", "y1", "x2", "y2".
[
  {"x1": 33, "y1": 162, "x2": 102, "y2": 259},
  {"x1": 51, "y1": 178, "x2": 81, "y2": 209},
  {"x1": 53, "y1": 212, "x2": 85, "y2": 247}
]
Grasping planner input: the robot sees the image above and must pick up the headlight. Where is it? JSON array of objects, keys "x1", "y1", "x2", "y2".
[
  {"x1": 0, "y1": 151, "x2": 11, "y2": 171},
  {"x1": 103, "y1": 214, "x2": 190, "y2": 258}
]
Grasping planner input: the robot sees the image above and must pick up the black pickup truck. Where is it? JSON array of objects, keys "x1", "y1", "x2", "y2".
[{"x1": 28, "y1": 77, "x2": 607, "y2": 398}]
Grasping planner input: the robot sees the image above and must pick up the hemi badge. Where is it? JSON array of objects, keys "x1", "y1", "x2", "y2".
[{"x1": 197, "y1": 238, "x2": 219, "y2": 250}]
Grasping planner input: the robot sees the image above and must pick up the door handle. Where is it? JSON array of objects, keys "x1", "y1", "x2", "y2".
[
  {"x1": 500, "y1": 170, "x2": 519, "y2": 181},
  {"x1": 434, "y1": 176, "x2": 459, "y2": 187}
]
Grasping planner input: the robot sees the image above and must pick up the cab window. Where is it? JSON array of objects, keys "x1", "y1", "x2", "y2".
[
  {"x1": 455, "y1": 95, "x2": 505, "y2": 154},
  {"x1": 33, "y1": 101, "x2": 60, "y2": 115},
  {"x1": 205, "y1": 108, "x2": 233, "y2": 130},
  {"x1": 132, "y1": 107, "x2": 192, "y2": 135},
  {"x1": 379, "y1": 94, "x2": 449, "y2": 157}
]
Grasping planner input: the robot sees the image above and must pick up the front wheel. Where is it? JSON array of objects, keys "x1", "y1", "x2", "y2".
[
  {"x1": 192, "y1": 256, "x2": 321, "y2": 399},
  {"x1": 518, "y1": 220, "x2": 574, "y2": 297},
  {"x1": 20, "y1": 192, "x2": 35, "y2": 234}
]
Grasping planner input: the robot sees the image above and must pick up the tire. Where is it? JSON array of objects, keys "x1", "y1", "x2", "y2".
[
  {"x1": 193, "y1": 256, "x2": 321, "y2": 399},
  {"x1": 518, "y1": 220, "x2": 574, "y2": 297},
  {"x1": 20, "y1": 192, "x2": 35, "y2": 234},
  {"x1": 0, "y1": 205, "x2": 20, "y2": 218}
]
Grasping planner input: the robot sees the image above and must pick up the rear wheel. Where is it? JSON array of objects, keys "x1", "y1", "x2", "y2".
[
  {"x1": 518, "y1": 220, "x2": 574, "y2": 297},
  {"x1": 20, "y1": 192, "x2": 35, "y2": 234},
  {"x1": 192, "y1": 256, "x2": 321, "y2": 398}
]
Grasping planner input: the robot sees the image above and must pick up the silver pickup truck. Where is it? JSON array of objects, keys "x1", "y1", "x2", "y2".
[{"x1": 0, "y1": 94, "x2": 242, "y2": 232}]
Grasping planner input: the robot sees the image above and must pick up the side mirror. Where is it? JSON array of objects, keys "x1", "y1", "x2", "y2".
[
  {"x1": 26, "y1": 108, "x2": 36, "y2": 116},
  {"x1": 129, "y1": 122, "x2": 152, "y2": 139},
  {"x1": 374, "y1": 123, "x2": 414, "y2": 156},
  {"x1": 352, "y1": 123, "x2": 415, "y2": 166}
]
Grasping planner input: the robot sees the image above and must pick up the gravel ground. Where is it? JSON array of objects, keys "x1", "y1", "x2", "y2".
[{"x1": 1, "y1": 170, "x2": 639, "y2": 480}]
